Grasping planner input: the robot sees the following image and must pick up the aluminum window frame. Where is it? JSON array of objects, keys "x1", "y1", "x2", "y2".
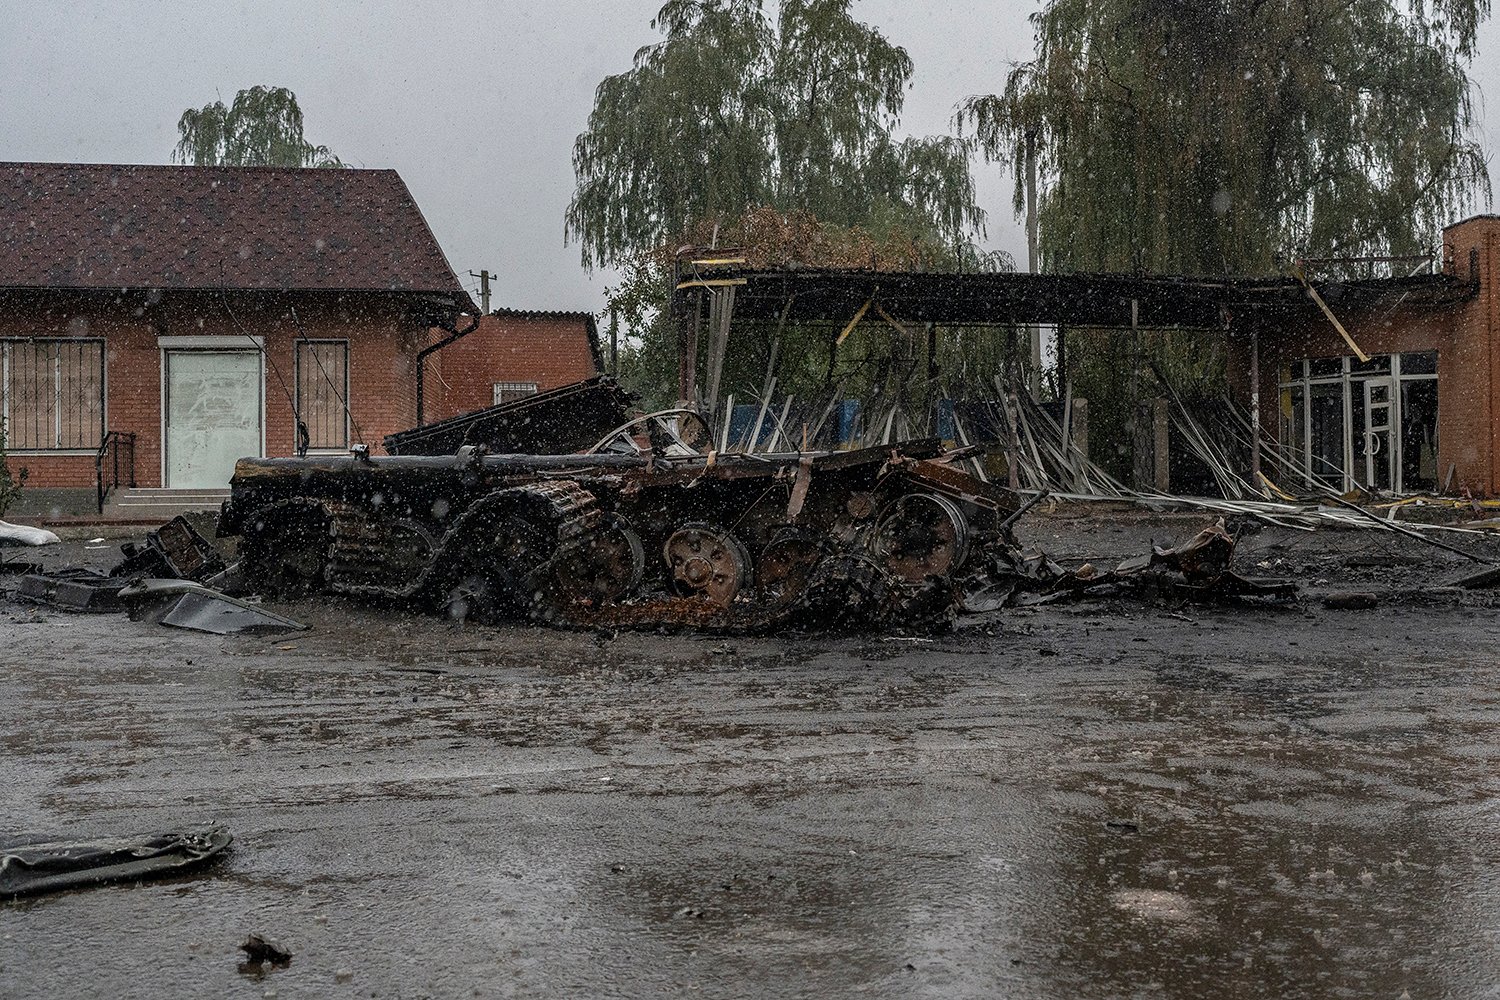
[{"x1": 1278, "y1": 352, "x2": 1439, "y2": 493}]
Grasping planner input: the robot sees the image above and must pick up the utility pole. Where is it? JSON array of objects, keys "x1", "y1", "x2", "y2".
[
  {"x1": 608, "y1": 307, "x2": 619, "y2": 376},
  {"x1": 468, "y1": 269, "x2": 493, "y2": 314}
]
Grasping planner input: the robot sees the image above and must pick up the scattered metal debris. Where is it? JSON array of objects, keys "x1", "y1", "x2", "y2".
[
  {"x1": 113, "y1": 515, "x2": 228, "y2": 582},
  {"x1": 119, "y1": 579, "x2": 305, "y2": 635},
  {"x1": 16, "y1": 569, "x2": 128, "y2": 611},
  {"x1": 1451, "y1": 564, "x2": 1500, "y2": 589},
  {"x1": 12, "y1": 515, "x2": 248, "y2": 616},
  {"x1": 961, "y1": 518, "x2": 1297, "y2": 610},
  {"x1": 1323, "y1": 592, "x2": 1380, "y2": 610},
  {"x1": 239, "y1": 933, "x2": 293, "y2": 969},
  {"x1": 383, "y1": 375, "x2": 635, "y2": 457},
  {"x1": 0, "y1": 825, "x2": 231, "y2": 898},
  {"x1": 1321, "y1": 494, "x2": 1496, "y2": 563},
  {"x1": 0, "y1": 556, "x2": 42, "y2": 577}
]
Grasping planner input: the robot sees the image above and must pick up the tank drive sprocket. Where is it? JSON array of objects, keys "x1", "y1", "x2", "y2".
[{"x1": 437, "y1": 479, "x2": 632, "y2": 623}]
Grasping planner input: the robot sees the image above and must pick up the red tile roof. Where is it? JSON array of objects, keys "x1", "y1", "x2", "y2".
[
  {"x1": 0, "y1": 162, "x2": 474, "y2": 308},
  {"x1": 490, "y1": 308, "x2": 597, "y2": 322}
]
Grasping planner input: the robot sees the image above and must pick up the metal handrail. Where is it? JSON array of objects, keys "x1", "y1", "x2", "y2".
[{"x1": 95, "y1": 431, "x2": 137, "y2": 514}]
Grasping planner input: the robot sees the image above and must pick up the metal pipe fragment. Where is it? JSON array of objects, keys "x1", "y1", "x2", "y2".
[{"x1": 998, "y1": 489, "x2": 1051, "y2": 533}]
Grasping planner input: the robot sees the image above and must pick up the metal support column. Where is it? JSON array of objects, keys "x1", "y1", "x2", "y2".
[{"x1": 1250, "y1": 328, "x2": 1262, "y2": 485}]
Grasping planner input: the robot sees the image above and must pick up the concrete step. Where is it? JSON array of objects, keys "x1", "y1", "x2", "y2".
[
  {"x1": 116, "y1": 488, "x2": 230, "y2": 496},
  {"x1": 113, "y1": 500, "x2": 228, "y2": 509},
  {"x1": 96, "y1": 488, "x2": 230, "y2": 523},
  {"x1": 9, "y1": 488, "x2": 228, "y2": 527}
]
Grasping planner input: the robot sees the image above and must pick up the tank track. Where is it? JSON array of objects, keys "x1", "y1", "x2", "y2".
[
  {"x1": 240, "y1": 481, "x2": 610, "y2": 619},
  {"x1": 422, "y1": 479, "x2": 607, "y2": 621},
  {"x1": 239, "y1": 479, "x2": 964, "y2": 632}
]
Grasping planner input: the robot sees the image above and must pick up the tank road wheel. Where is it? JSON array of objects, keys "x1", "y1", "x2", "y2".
[
  {"x1": 321, "y1": 506, "x2": 439, "y2": 598},
  {"x1": 550, "y1": 512, "x2": 645, "y2": 608},
  {"x1": 756, "y1": 528, "x2": 825, "y2": 609},
  {"x1": 382, "y1": 520, "x2": 438, "y2": 584},
  {"x1": 870, "y1": 493, "x2": 971, "y2": 583},
  {"x1": 439, "y1": 481, "x2": 604, "y2": 623},
  {"x1": 664, "y1": 524, "x2": 751, "y2": 607},
  {"x1": 239, "y1": 500, "x2": 332, "y2": 597}
]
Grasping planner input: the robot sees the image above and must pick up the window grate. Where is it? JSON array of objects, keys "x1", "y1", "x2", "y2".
[
  {"x1": 1, "y1": 339, "x2": 105, "y2": 451},
  {"x1": 493, "y1": 381, "x2": 539, "y2": 405},
  {"x1": 295, "y1": 340, "x2": 351, "y2": 451}
]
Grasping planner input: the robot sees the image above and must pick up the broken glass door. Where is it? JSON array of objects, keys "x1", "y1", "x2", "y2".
[
  {"x1": 1361, "y1": 378, "x2": 1394, "y2": 491},
  {"x1": 1399, "y1": 377, "x2": 1439, "y2": 492},
  {"x1": 1281, "y1": 352, "x2": 1439, "y2": 494},
  {"x1": 1307, "y1": 381, "x2": 1345, "y2": 488}
]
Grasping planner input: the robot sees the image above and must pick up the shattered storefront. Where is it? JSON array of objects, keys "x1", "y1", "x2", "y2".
[
  {"x1": 1278, "y1": 351, "x2": 1440, "y2": 493},
  {"x1": 671, "y1": 217, "x2": 1491, "y2": 502},
  {"x1": 1236, "y1": 214, "x2": 1498, "y2": 496}
]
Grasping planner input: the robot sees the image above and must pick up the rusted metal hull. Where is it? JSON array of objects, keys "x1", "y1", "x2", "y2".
[
  {"x1": 219, "y1": 441, "x2": 1023, "y2": 632},
  {"x1": 382, "y1": 376, "x2": 635, "y2": 457}
]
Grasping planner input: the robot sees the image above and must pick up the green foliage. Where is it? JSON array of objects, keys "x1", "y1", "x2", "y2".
[
  {"x1": 958, "y1": 0, "x2": 1492, "y2": 477},
  {"x1": 567, "y1": 0, "x2": 985, "y2": 270},
  {"x1": 575, "y1": 1, "x2": 1001, "y2": 418},
  {"x1": 0, "y1": 419, "x2": 23, "y2": 518},
  {"x1": 174, "y1": 86, "x2": 345, "y2": 168},
  {"x1": 959, "y1": 0, "x2": 1492, "y2": 274}
]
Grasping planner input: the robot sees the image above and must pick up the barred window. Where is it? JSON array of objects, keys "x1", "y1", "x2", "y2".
[
  {"x1": 493, "y1": 381, "x2": 539, "y2": 405},
  {"x1": 295, "y1": 340, "x2": 350, "y2": 450},
  {"x1": 1, "y1": 339, "x2": 105, "y2": 451}
]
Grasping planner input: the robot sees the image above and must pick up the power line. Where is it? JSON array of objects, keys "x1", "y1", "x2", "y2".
[
  {"x1": 468, "y1": 269, "x2": 494, "y2": 313},
  {"x1": 219, "y1": 290, "x2": 308, "y2": 454}
]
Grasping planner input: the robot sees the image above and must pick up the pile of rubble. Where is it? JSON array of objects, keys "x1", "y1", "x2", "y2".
[{"x1": 2, "y1": 516, "x2": 302, "y2": 636}]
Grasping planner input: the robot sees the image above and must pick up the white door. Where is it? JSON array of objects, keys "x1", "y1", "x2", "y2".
[
  {"x1": 165, "y1": 351, "x2": 262, "y2": 488},
  {"x1": 1361, "y1": 378, "x2": 1394, "y2": 492}
]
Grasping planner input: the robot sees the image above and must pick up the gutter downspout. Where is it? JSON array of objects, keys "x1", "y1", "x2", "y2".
[{"x1": 417, "y1": 311, "x2": 482, "y2": 427}]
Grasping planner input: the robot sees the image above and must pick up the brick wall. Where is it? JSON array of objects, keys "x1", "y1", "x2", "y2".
[
  {"x1": 0, "y1": 289, "x2": 431, "y2": 488},
  {"x1": 1230, "y1": 215, "x2": 1500, "y2": 494},
  {"x1": 1473, "y1": 219, "x2": 1500, "y2": 494},
  {"x1": 425, "y1": 313, "x2": 600, "y2": 422},
  {"x1": 0, "y1": 291, "x2": 156, "y2": 488}
]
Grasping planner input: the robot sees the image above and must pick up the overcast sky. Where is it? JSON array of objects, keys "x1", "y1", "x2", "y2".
[{"x1": 2, "y1": 1, "x2": 1496, "y2": 314}]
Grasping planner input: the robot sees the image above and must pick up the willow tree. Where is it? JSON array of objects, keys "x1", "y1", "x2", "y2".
[
  {"x1": 567, "y1": 0, "x2": 984, "y2": 270},
  {"x1": 957, "y1": 0, "x2": 1492, "y2": 477},
  {"x1": 174, "y1": 86, "x2": 345, "y2": 168},
  {"x1": 570, "y1": 0, "x2": 989, "y2": 411},
  {"x1": 958, "y1": 0, "x2": 1492, "y2": 275}
]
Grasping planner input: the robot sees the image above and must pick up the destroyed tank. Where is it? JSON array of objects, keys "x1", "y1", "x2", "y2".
[{"x1": 217, "y1": 377, "x2": 1022, "y2": 632}]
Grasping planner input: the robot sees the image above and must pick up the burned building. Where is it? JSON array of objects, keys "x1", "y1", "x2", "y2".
[
  {"x1": 1230, "y1": 215, "x2": 1498, "y2": 496},
  {"x1": 670, "y1": 216, "x2": 1497, "y2": 497}
]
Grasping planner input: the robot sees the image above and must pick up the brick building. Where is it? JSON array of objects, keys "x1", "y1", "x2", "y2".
[
  {"x1": 1230, "y1": 214, "x2": 1499, "y2": 495},
  {"x1": 0, "y1": 161, "x2": 478, "y2": 492},
  {"x1": 423, "y1": 309, "x2": 603, "y2": 422}
]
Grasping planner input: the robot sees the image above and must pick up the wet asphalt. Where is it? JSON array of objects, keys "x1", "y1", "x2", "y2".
[{"x1": 4, "y1": 515, "x2": 1500, "y2": 998}]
